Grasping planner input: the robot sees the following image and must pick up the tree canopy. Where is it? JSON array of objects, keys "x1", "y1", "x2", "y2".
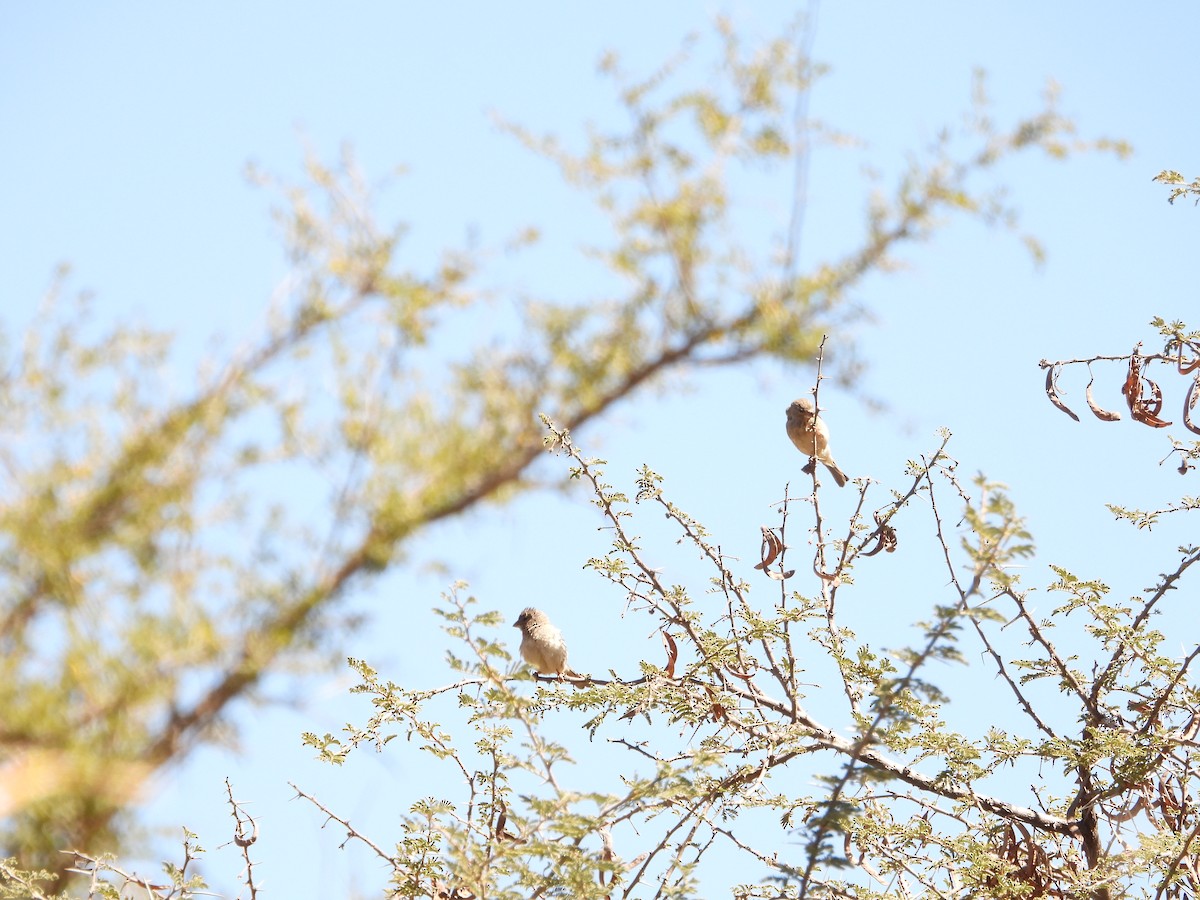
[{"x1": 0, "y1": 16, "x2": 1150, "y2": 899}]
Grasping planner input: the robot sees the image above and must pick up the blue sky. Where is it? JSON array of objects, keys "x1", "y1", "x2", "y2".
[{"x1": 4, "y1": 3, "x2": 1200, "y2": 896}]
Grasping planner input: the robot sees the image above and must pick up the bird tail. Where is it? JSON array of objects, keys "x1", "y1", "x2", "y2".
[{"x1": 825, "y1": 462, "x2": 848, "y2": 488}]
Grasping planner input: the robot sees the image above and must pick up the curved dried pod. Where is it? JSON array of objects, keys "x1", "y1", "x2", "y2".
[
  {"x1": 1121, "y1": 344, "x2": 1143, "y2": 411},
  {"x1": 862, "y1": 511, "x2": 899, "y2": 556},
  {"x1": 1142, "y1": 377, "x2": 1166, "y2": 416},
  {"x1": 1044, "y1": 363, "x2": 1080, "y2": 421},
  {"x1": 1170, "y1": 337, "x2": 1200, "y2": 375},
  {"x1": 754, "y1": 526, "x2": 783, "y2": 571},
  {"x1": 1184, "y1": 375, "x2": 1200, "y2": 435},
  {"x1": 1131, "y1": 376, "x2": 1172, "y2": 428},
  {"x1": 1085, "y1": 367, "x2": 1121, "y2": 421},
  {"x1": 660, "y1": 629, "x2": 679, "y2": 679},
  {"x1": 813, "y1": 560, "x2": 839, "y2": 584},
  {"x1": 1107, "y1": 792, "x2": 1146, "y2": 824}
]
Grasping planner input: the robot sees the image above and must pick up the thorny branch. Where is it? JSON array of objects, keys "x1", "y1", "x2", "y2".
[
  {"x1": 224, "y1": 778, "x2": 261, "y2": 900},
  {"x1": 290, "y1": 782, "x2": 398, "y2": 865},
  {"x1": 64, "y1": 831, "x2": 213, "y2": 899},
  {"x1": 1040, "y1": 326, "x2": 1200, "y2": 476},
  {"x1": 287, "y1": 390, "x2": 1200, "y2": 900},
  {"x1": 550, "y1": 419, "x2": 1080, "y2": 890}
]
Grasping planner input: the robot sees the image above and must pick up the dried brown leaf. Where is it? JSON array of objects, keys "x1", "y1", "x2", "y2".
[
  {"x1": 862, "y1": 512, "x2": 898, "y2": 557},
  {"x1": 1131, "y1": 378, "x2": 1172, "y2": 428},
  {"x1": 493, "y1": 801, "x2": 525, "y2": 844},
  {"x1": 1184, "y1": 376, "x2": 1200, "y2": 435},
  {"x1": 1122, "y1": 348, "x2": 1142, "y2": 408},
  {"x1": 1123, "y1": 349, "x2": 1173, "y2": 427},
  {"x1": 1173, "y1": 339, "x2": 1200, "y2": 374},
  {"x1": 660, "y1": 630, "x2": 678, "y2": 680},
  {"x1": 1085, "y1": 371, "x2": 1121, "y2": 422},
  {"x1": 814, "y1": 563, "x2": 839, "y2": 584},
  {"x1": 1044, "y1": 363, "x2": 1080, "y2": 421},
  {"x1": 703, "y1": 685, "x2": 727, "y2": 722},
  {"x1": 753, "y1": 526, "x2": 783, "y2": 571},
  {"x1": 1142, "y1": 378, "x2": 1165, "y2": 416}
]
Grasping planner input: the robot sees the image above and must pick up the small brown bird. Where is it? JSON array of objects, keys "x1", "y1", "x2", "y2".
[
  {"x1": 786, "y1": 397, "x2": 849, "y2": 487},
  {"x1": 513, "y1": 607, "x2": 584, "y2": 679}
]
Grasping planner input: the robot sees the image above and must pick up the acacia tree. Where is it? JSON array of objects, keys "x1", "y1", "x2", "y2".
[
  {"x1": 0, "y1": 17, "x2": 1125, "y2": 895},
  {"x1": 1153, "y1": 171, "x2": 1200, "y2": 206},
  {"x1": 291, "y1": 325, "x2": 1200, "y2": 900}
]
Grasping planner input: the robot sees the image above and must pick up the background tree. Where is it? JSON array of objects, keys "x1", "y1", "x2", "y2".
[{"x1": 0, "y1": 12, "x2": 1135, "y2": 897}]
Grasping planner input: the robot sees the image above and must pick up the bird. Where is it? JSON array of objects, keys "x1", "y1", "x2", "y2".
[
  {"x1": 785, "y1": 397, "x2": 849, "y2": 487},
  {"x1": 513, "y1": 607, "x2": 585, "y2": 679}
]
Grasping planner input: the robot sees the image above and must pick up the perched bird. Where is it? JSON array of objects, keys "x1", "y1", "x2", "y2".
[
  {"x1": 513, "y1": 607, "x2": 584, "y2": 679},
  {"x1": 785, "y1": 397, "x2": 849, "y2": 487}
]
